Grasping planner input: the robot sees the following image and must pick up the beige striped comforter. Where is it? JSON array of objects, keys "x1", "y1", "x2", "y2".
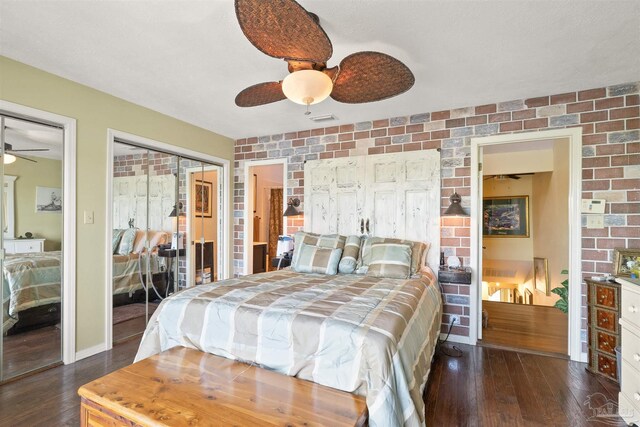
[{"x1": 136, "y1": 269, "x2": 443, "y2": 427}]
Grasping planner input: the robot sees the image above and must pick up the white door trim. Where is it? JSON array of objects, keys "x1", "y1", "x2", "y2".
[
  {"x1": 105, "y1": 129, "x2": 231, "y2": 350},
  {"x1": 470, "y1": 128, "x2": 584, "y2": 362},
  {"x1": 0, "y1": 100, "x2": 77, "y2": 365},
  {"x1": 243, "y1": 158, "x2": 288, "y2": 276}
]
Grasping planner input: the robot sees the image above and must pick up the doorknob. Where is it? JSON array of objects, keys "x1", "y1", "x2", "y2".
[
  {"x1": 360, "y1": 218, "x2": 364, "y2": 234},
  {"x1": 365, "y1": 219, "x2": 370, "y2": 234}
]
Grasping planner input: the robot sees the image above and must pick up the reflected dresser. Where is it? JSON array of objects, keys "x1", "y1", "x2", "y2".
[{"x1": 618, "y1": 276, "x2": 640, "y2": 425}]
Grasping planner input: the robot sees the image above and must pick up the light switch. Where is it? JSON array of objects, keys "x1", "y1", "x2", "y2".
[
  {"x1": 84, "y1": 210, "x2": 94, "y2": 224},
  {"x1": 586, "y1": 215, "x2": 604, "y2": 229}
]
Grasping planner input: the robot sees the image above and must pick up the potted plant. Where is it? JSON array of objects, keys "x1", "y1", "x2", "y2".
[{"x1": 551, "y1": 269, "x2": 568, "y2": 313}]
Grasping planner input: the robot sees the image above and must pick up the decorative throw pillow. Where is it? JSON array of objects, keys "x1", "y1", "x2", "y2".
[
  {"x1": 357, "y1": 237, "x2": 427, "y2": 275},
  {"x1": 117, "y1": 228, "x2": 137, "y2": 255},
  {"x1": 366, "y1": 242, "x2": 413, "y2": 279},
  {"x1": 292, "y1": 242, "x2": 342, "y2": 275},
  {"x1": 294, "y1": 231, "x2": 346, "y2": 250},
  {"x1": 338, "y1": 235, "x2": 362, "y2": 274},
  {"x1": 112, "y1": 229, "x2": 126, "y2": 254}
]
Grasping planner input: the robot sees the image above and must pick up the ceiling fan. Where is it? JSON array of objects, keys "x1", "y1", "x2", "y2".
[
  {"x1": 2, "y1": 142, "x2": 49, "y2": 164},
  {"x1": 483, "y1": 173, "x2": 534, "y2": 181},
  {"x1": 234, "y1": 0, "x2": 415, "y2": 112}
]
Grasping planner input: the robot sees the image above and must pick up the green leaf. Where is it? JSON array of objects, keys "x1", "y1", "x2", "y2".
[
  {"x1": 561, "y1": 279, "x2": 569, "y2": 288},
  {"x1": 552, "y1": 287, "x2": 568, "y2": 300},
  {"x1": 554, "y1": 299, "x2": 568, "y2": 314},
  {"x1": 561, "y1": 269, "x2": 568, "y2": 275}
]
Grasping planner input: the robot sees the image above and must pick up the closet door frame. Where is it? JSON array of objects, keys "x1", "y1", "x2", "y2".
[
  {"x1": 0, "y1": 100, "x2": 77, "y2": 365},
  {"x1": 105, "y1": 129, "x2": 231, "y2": 351}
]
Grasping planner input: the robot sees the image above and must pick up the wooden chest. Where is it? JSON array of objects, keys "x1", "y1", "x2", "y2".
[
  {"x1": 586, "y1": 279, "x2": 621, "y2": 382},
  {"x1": 78, "y1": 346, "x2": 368, "y2": 427}
]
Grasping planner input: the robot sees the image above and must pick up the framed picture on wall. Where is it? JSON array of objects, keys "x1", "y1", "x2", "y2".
[
  {"x1": 613, "y1": 248, "x2": 640, "y2": 277},
  {"x1": 534, "y1": 257, "x2": 550, "y2": 295},
  {"x1": 482, "y1": 196, "x2": 529, "y2": 237},
  {"x1": 35, "y1": 186, "x2": 62, "y2": 213},
  {"x1": 524, "y1": 288, "x2": 533, "y2": 305},
  {"x1": 195, "y1": 180, "x2": 213, "y2": 218}
]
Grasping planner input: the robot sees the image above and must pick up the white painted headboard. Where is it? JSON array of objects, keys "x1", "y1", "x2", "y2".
[{"x1": 304, "y1": 150, "x2": 441, "y2": 271}]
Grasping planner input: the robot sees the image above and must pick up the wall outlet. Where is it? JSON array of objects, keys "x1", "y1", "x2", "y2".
[{"x1": 450, "y1": 315, "x2": 460, "y2": 325}]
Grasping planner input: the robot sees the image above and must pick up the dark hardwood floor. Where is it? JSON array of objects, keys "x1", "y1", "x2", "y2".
[
  {"x1": 0, "y1": 341, "x2": 626, "y2": 426},
  {"x1": 2, "y1": 325, "x2": 61, "y2": 380}
]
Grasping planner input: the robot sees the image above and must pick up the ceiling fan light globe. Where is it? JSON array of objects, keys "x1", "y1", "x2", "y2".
[
  {"x1": 282, "y1": 70, "x2": 333, "y2": 105},
  {"x1": 3, "y1": 153, "x2": 16, "y2": 164}
]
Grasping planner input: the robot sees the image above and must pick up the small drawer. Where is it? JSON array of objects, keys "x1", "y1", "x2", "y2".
[
  {"x1": 595, "y1": 283, "x2": 618, "y2": 309},
  {"x1": 621, "y1": 360, "x2": 640, "y2": 409},
  {"x1": 622, "y1": 287, "x2": 640, "y2": 326},
  {"x1": 596, "y1": 330, "x2": 618, "y2": 356},
  {"x1": 594, "y1": 307, "x2": 618, "y2": 333},
  {"x1": 622, "y1": 326, "x2": 640, "y2": 373},
  {"x1": 619, "y1": 391, "x2": 640, "y2": 425},
  {"x1": 597, "y1": 353, "x2": 617, "y2": 380}
]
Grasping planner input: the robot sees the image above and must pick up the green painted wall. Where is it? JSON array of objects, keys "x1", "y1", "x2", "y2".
[
  {"x1": 5, "y1": 157, "x2": 63, "y2": 251},
  {"x1": 0, "y1": 56, "x2": 235, "y2": 352}
]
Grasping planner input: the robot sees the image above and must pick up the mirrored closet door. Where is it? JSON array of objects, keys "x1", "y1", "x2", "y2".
[
  {"x1": 1, "y1": 114, "x2": 64, "y2": 382},
  {"x1": 111, "y1": 141, "x2": 222, "y2": 344}
]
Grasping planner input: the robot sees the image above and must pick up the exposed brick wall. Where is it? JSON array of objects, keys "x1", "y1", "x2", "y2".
[{"x1": 234, "y1": 81, "x2": 640, "y2": 345}]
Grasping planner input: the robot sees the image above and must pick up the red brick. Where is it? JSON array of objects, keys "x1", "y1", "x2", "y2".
[
  {"x1": 455, "y1": 167, "x2": 470, "y2": 177},
  {"x1": 628, "y1": 215, "x2": 640, "y2": 225},
  {"x1": 596, "y1": 144, "x2": 626, "y2": 156},
  {"x1": 403, "y1": 142, "x2": 422, "y2": 151},
  {"x1": 500, "y1": 121, "x2": 523, "y2": 132},
  {"x1": 612, "y1": 227, "x2": 640, "y2": 238},
  {"x1": 551, "y1": 92, "x2": 577, "y2": 105},
  {"x1": 582, "y1": 180, "x2": 610, "y2": 191},
  {"x1": 326, "y1": 143, "x2": 341, "y2": 151},
  {"x1": 595, "y1": 97, "x2": 625, "y2": 110},
  {"x1": 432, "y1": 110, "x2": 450, "y2": 120},
  {"x1": 578, "y1": 123, "x2": 595, "y2": 135},
  {"x1": 324, "y1": 126, "x2": 340, "y2": 135},
  {"x1": 628, "y1": 118, "x2": 640, "y2": 130},
  {"x1": 442, "y1": 178, "x2": 464, "y2": 187},
  {"x1": 594, "y1": 167, "x2": 624, "y2": 179},
  {"x1": 368, "y1": 147, "x2": 384, "y2": 155},
  {"x1": 292, "y1": 139, "x2": 305, "y2": 147},
  {"x1": 475, "y1": 104, "x2": 497, "y2": 114},
  {"x1": 311, "y1": 128, "x2": 324, "y2": 136},
  {"x1": 578, "y1": 88, "x2": 606, "y2": 101},
  {"x1": 341, "y1": 141, "x2": 355, "y2": 150},
  {"x1": 247, "y1": 137, "x2": 258, "y2": 144},
  {"x1": 629, "y1": 191, "x2": 640, "y2": 201},
  {"x1": 455, "y1": 228, "x2": 470, "y2": 237},
  {"x1": 612, "y1": 154, "x2": 640, "y2": 166},
  {"x1": 368, "y1": 129, "x2": 384, "y2": 138},
  {"x1": 524, "y1": 118, "x2": 548, "y2": 129},
  {"x1": 582, "y1": 134, "x2": 607, "y2": 145},
  {"x1": 611, "y1": 202, "x2": 640, "y2": 213},
  {"x1": 375, "y1": 137, "x2": 391, "y2": 146},
  {"x1": 582, "y1": 157, "x2": 610, "y2": 168},
  {"x1": 489, "y1": 112, "x2": 511, "y2": 123},
  {"x1": 284, "y1": 132, "x2": 297, "y2": 140},
  {"x1": 431, "y1": 130, "x2": 450, "y2": 139},
  {"x1": 466, "y1": 115, "x2": 487, "y2": 125},
  {"x1": 611, "y1": 106, "x2": 640, "y2": 120},
  {"x1": 319, "y1": 152, "x2": 334, "y2": 159},
  {"x1": 595, "y1": 121, "x2": 625, "y2": 133},
  {"x1": 595, "y1": 262, "x2": 614, "y2": 274},
  {"x1": 339, "y1": 124, "x2": 354, "y2": 132},
  {"x1": 567, "y1": 101, "x2": 594, "y2": 114},
  {"x1": 372, "y1": 119, "x2": 389, "y2": 128},
  {"x1": 445, "y1": 118, "x2": 465, "y2": 128},
  {"x1": 297, "y1": 130, "x2": 311, "y2": 138},
  {"x1": 627, "y1": 95, "x2": 640, "y2": 106},
  {"x1": 596, "y1": 238, "x2": 626, "y2": 249},
  {"x1": 583, "y1": 237, "x2": 596, "y2": 248},
  {"x1": 525, "y1": 96, "x2": 549, "y2": 108},
  {"x1": 334, "y1": 150, "x2": 349, "y2": 158},
  {"x1": 628, "y1": 239, "x2": 640, "y2": 249},
  {"x1": 422, "y1": 140, "x2": 441, "y2": 150},
  {"x1": 612, "y1": 178, "x2": 640, "y2": 190},
  {"x1": 582, "y1": 249, "x2": 609, "y2": 261},
  {"x1": 244, "y1": 152, "x2": 256, "y2": 159},
  {"x1": 581, "y1": 111, "x2": 608, "y2": 123},
  {"x1": 354, "y1": 131, "x2": 370, "y2": 139},
  {"x1": 339, "y1": 132, "x2": 355, "y2": 141},
  {"x1": 582, "y1": 169, "x2": 593, "y2": 180},
  {"x1": 583, "y1": 228, "x2": 608, "y2": 237},
  {"x1": 411, "y1": 132, "x2": 431, "y2": 141},
  {"x1": 512, "y1": 109, "x2": 536, "y2": 120},
  {"x1": 441, "y1": 238, "x2": 461, "y2": 247},
  {"x1": 385, "y1": 145, "x2": 403, "y2": 153},
  {"x1": 388, "y1": 126, "x2": 406, "y2": 135},
  {"x1": 628, "y1": 143, "x2": 640, "y2": 153},
  {"x1": 406, "y1": 124, "x2": 424, "y2": 133}
]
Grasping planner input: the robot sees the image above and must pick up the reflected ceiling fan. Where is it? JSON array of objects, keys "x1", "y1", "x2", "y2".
[
  {"x1": 483, "y1": 173, "x2": 534, "y2": 181},
  {"x1": 2, "y1": 142, "x2": 49, "y2": 164},
  {"x1": 234, "y1": 0, "x2": 415, "y2": 112}
]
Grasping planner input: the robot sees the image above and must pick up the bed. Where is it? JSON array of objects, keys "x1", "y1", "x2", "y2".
[{"x1": 136, "y1": 247, "x2": 443, "y2": 426}]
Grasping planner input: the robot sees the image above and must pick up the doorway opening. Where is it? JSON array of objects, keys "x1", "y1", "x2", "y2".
[
  {"x1": 470, "y1": 128, "x2": 583, "y2": 361},
  {"x1": 243, "y1": 159, "x2": 286, "y2": 275}
]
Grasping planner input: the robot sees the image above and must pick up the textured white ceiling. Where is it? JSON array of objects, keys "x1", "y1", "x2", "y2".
[{"x1": 1, "y1": 1, "x2": 638, "y2": 140}]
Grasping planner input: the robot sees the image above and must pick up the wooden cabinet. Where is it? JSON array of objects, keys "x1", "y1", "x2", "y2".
[
  {"x1": 586, "y1": 279, "x2": 620, "y2": 382},
  {"x1": 4, "y1": 238, "x2": 45, "y2": 253},
  {"x1": 618, "y1": 277, "x2": 640, "y2": 425},
  {"x1": 253, "y1": 242, "x2": 267, "y2": 273},
  {"x1": 304, "y1": 150, "x2": 441, "y2": 270}
]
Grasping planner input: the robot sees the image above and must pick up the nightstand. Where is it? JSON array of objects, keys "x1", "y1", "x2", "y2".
[
  {"x1": 158, "y1": 248, "x2": 186, "y2": 293},
  {"x1": 271, "y1": 256, "x2": 291, "y2": 270},
  {"x1": 438, "y1": 267, "x2": 472, "y2": 286}
]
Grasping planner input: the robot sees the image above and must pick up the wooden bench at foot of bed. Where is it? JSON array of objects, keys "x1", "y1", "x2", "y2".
[{"x1": 78, "y1": 346, "x2": 368, "y2": 427}]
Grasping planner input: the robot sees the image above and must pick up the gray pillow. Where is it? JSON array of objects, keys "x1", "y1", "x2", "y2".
[
  {"x1": 112, "y1": 229, "x2": 125, "y2": 254},
  {"x1": 338, "y1": 235, "x2": 362, "y2": 274},
  {"x1": 366, "y1": 242, "x2": 413, "y2": 279},
  {"x1": 117, "y1": 228, "x2": 137, "y2": 255},
  {"x1": 292, "y1": 242, "x2": 342, "y2": 275}
]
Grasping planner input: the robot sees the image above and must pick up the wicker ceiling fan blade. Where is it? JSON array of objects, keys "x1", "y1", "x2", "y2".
[
  {"x1": 11, "y1": 153, "x2": 37, "y2": 163},
  {"x1": 235, "y1": 81, "x2": 287, "y2": 107},
  {"x1": 330, "y1": 52, "x2": 415, "y2": 104},
  {"x1": 235, "y1": 0, "x2": 332, "y2": 63},
  {"x1": 9, "y1": 148, "x2": 50, "y2": 152}
]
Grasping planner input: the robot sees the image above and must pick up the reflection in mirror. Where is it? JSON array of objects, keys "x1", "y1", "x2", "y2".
[{"x1": 1, "y1": 115, "x2": 63, "y2": 381}]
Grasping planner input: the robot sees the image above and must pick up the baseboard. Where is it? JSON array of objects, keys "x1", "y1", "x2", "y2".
[
  {"x1": 439, "y1": 333, "x2": 472, "y2": 345},
  {"x1": 75, "y1": 343, "x2": 107, "y2": 361}
]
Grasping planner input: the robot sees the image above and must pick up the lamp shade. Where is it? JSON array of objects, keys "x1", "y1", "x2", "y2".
[
  {"x1": 282, "y1": 70, "x2": 333, "y2": 106},
  {"x1": 283, "y1": 198, "x2": 302, "y2": 217},
  {"x1": 443, "y1": 192, "x2": 467, "y2": 216},
  {"x1": 3, "y1": 153, "x2": 16, "y2": 165},
  {"x1": 168, "y1": 202, "x2": 184, "y2": 217}
]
